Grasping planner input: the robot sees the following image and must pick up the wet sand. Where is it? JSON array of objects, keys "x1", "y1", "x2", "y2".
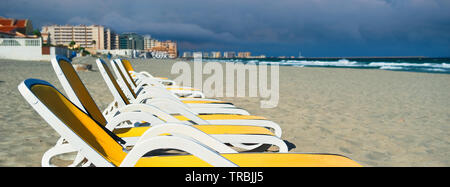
[{"x1": 0, "y1": 56, "x2": 449, "y2": 166}]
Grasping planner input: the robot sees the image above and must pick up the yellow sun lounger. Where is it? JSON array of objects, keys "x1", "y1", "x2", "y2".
[
  {"x1": 119, "y1": 58, "x2": 184, "y2": 88},
  {"x1": 50, "y1": 56, "x2": 284, "y2": 150},
  {"x1": 120, "y1": 58, "x2": 173, "y2": 84},
  {"x1": 115, "y1": 58, "x2": 205, "y2": 98},
  {"x1": 19, "y1": 79, "x2": 361, "y2": 167},
  {"x1": 50, "y1": 56, "x2": 281, "y2": 135},
  {"x1": 112, "y1": 58, "x2": 234, "y2": 107},
  {"x1": 19, "y1": 79, "x2": 291, "y2": 166},
  {"x1": 90, "y1": 58, "x2": 283, "y2": 137},
  {"x1": 112, "y1": 58, "x2": 250, "y2": 113}
]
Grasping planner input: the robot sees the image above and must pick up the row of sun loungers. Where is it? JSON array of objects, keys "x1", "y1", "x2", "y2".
[{"x1": 18, "y1": 56, "x2": 361, "y2": 167}]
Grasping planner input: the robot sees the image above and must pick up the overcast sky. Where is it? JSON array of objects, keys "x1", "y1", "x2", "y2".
[{"x1": 2, "y1": 0, "x2": 449, "y2": 57}]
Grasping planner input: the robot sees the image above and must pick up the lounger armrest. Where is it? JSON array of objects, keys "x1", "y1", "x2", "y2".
[
  {"x1": 136, "y1": 123, "x2": 237, "y2": 153},
  {"x1": 157, "y1": 79, "x2": 176, "y2": 86},
  {"x1": 102, "y1": 100, "x2": 119, "y2": 118},
  {"x1": 135, "y1": 78, "x2": 165, "y2": 90},
  {"x1": 120, "y1": 136, "x2": 238, "y2": 167},
  {"x1": 105, "y1": 111, "x2": 165, "y2": 130},
  {"x1": 135, "y1": 99, "x2": 209, "y2": 125},
  {"x1": 165, "y1": 86, "x2": 200, "y2": 90},
  {"x1": 189, "y1": 91, "x2": 205, "y2": 98},
  {"x1": 134, "y1": 87, "x2": 181, "y2": 104},
  {"x1": 135, "y1": 71, "x2": 154, "y2": 78},
  {"x1": 175, "y1": 90, "x2": 205, "y2": 98},
  {"x1": 133, "y1": 92, "x2": 209, "y2": 119},
  {"x1": 143, "y1": 97, "x2": 199, "y2": 115},
  {"x1": 134, "y1": 72, "x2": 177, "y2": 85},
  {"x1": 110, "y1": 103, "x2": 181, "y2": 123},
  {"x1": 194, "y1": 108, "x2": 250, "y2": 115}
]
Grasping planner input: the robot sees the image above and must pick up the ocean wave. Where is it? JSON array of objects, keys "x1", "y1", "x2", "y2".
[
  {"x1": 368, "y1": 62, "x2": 450, "y2": 69},
  {"x1": 280, "y1": 59, "x2": 449, "y2": 73},
  {"x1": 284, "y1": 59, "x2": 360, "y2": 66},
  {"x1": 203, "y1": 58, "x2": 450, "y2": 73},
  {"x1": 425, "y1": 68, "x2": 447, "y2": 72},
  {"x1": 379, "y1": 66, "x2": 405, "y2": 70}
]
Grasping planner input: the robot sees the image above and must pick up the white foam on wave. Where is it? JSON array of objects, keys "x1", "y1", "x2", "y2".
[
  {"x1": 379, "y1": 66, "x2": 405, "y2": 70},
  {"x1": 282, "y1": 59, "x2": 360, "y2": 67},
  {"x1": 207, "y1": 58, "x2": 450, "y2": 73},
  {"x1": 368, "y1": 62, "x2": 450, "y2": 69},
  {"x1": 422, "y1": 68, "x2": 447, "y2": 72}
]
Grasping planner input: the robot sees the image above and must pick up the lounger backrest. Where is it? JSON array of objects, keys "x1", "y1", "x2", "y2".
[
  {"x1": 121, "y1": 59, "x2": 156, "y2": 79},
  {"x1": 121, "y1": 59, "x2": 134, "y2": 72},
  {"x1": 117, "y1": 59, "x2": 137, "y2": 87},
  {"x1": 96, "y1": 59, "x2": 131, "y2": 107},
  {"x1": 111, "y1": 59, "x2": 138, "y2": 99},
  {"x1": 19, "y1": 79, "x2": 126, "y2": 166},
  {"x1": 51, "y1": 56, "x2": 107, "y2": 126}
]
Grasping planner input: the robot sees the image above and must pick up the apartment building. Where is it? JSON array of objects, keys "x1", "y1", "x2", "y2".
[
  {"x1": 41, "y1": 25, "x2": 118, "y2": 50},
  {"x1": 182, "y1": 51, "x2": 192, "y2": 58},
  {"x1": 104, "y1": 28, "x2": 119, "y2": 50},
  {"x1": 119, "y1": 32, "x2": 144, "y2": 50},
  {"x1": 238, "y1": 52, "x2": 251, "y2": 58},
  {"x1": 211, "y1": 51, "x2": 222, "y2": 58},
  {"x1": 150, "y1": 40, "x2": 178, "y2": 58},
  {"x1": 223, "y1": 51, "x2": 236, "y2": 58},
  {"x1": 143, "y1": 35, "x2": 157, "y2": 50}
]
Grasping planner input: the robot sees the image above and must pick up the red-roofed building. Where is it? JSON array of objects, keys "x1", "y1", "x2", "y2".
[
  {"x1": 0, "y1": 17, "x2": 34, "y2": 37},
  {"x1": 0, "y1": 17, "x2": 74, "y2": 61}
]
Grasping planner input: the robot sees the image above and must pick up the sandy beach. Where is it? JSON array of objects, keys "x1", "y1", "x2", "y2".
[{"x1": 0, "y1": 56, "x2": 449, "y2": 166}]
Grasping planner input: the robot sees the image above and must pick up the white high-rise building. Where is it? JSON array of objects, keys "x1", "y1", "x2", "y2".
[
  {"x1": 223, "y1": 51, "x2": 236, "y2": 58},
  {"x1": 41, "y1": 24, "x2": 118, "y2": 50}
]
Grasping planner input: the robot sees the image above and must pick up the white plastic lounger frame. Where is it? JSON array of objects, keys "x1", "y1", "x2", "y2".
[
  {"x1": 19, "y1": 79, "x2": 362, "y2": 167},
  {"x1": 96, "y1": 58, "x2": 282, "y2": 138},
  {"x1": 18, "y1": 79, "x2": 240, "y2": 167},
  {"x1": 111, "y1": 59, "x2": 205, "y2": 98},
  {"x1": 113, "y1": 59, "x2": 240, "y2": 106},
  {"x1": 112, "y1": 59, "x2": 206, "y2": 98},
  {"x1": 110, "y1": 59, "x2": 248, "y2": 113},
  {"x1": 19, "y1": 79, "x2": 361, "y2": 167},
  {"x1": 111, "y1": 59, "x2": 237, "y2": 108},
  {"x1": 119, "y1": 59, "x2": 177, "y2": 86},
  {"x1": 102, "y1": 59, "x2": 252, "y2": 113},
  {"x1": 49, "y1": 56, "x2": 286, "y2": 152},
  {"x1": 51, "y1": 56, "x2": 284, "y2": 154},
  {"x1": 18, "y1": 79, "x2": 278, "y2": 166},
  {"x1": 98, "y1": 59, "x2": 249, "y2": 116},
  {"x1": 51, "y1": 56, "x2": 283, "y2": 136},
  {"x1": 115, "y1": 59, "x2": 205, "y2": 97}
]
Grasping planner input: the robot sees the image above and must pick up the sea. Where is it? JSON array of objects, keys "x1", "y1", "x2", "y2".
[{"x1": 203, "y1": 57, "x2": 450, "y2": 74}]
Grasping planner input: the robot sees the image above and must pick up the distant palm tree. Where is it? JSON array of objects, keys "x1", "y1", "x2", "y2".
[
  {"x1": 32, "y1": 29, "x2": 41, "y2": 37},
  {"x1": 69, "y1": 41, "x2": 76, "y2": 48}
]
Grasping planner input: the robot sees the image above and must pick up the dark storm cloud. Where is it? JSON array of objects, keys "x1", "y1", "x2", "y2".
[{"x1": 1, "y1": 0, "x2": 449, "y2": 56}]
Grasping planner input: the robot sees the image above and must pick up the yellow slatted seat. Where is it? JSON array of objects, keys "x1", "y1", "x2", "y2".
[
  {"x1": 134, "y1": 153, "x2": 362, "y2": 167},
  {"x1": 173, "y1": 114, "x2": 266, "y2": 121},
  {"x1": 166, "y1": 87, "x2": 200, "y2": 91},
  {"x1": 180, "y1": 100, "x2": 230, "y2": 104},
  {"x1": 25, "y1": 79, "x2": 362, "y2": 167},
  {"x1": 113, "y1": 125, "x2": 274, "y2": 138}
]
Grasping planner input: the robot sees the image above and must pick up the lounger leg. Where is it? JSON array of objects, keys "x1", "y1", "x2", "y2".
[
  {"x1": 41, "y1": 143, "x2": 78, "y2": 167},
  {"x1": 230, "y1": 143, "x2": 265, "y2": 151},
  {"x1": 67, "y1": 153, "x2": 89, "y2": 167},
  {"x1": 213, "y1": 135, "x2": 289, "y2": 153}
]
